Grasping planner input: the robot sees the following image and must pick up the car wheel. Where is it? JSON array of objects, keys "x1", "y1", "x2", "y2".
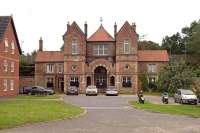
[
  {"x1": 180, "y1": 99, "x2": 183, "y2": 104},
  {"x1": 174, "y1": 98, "x2": 176, "y2": 103}
]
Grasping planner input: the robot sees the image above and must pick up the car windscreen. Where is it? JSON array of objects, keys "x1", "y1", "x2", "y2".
[{"x1": 182, "y1": 90, "x2": 194, "y2": 95}]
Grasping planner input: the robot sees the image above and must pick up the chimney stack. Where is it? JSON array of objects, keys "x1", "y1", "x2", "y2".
[
  {"x1": 67, "y1": 21, "x2": 70, "y2": 31},
  {"x1": 39, "y1": 37, "x2": 43, "y2": 51},
  {"x1": 114, "y1": 22, "x2": 117, "y2": 38},
  {"x1": 84, "y1": 21, "x2": 88, "y2": 38},
  {"x1": 132, "y1": 22, "x2": 136, "y2": 31}
]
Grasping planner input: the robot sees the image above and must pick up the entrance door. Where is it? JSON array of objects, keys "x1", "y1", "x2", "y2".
[{"x1": 94, "y1": 66, "x2": 107, "y2": 89}]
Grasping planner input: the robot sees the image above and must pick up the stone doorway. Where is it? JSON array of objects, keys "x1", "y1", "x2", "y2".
[{"x1": 94, "y1": 66, "x2": 107, "y2": 89}]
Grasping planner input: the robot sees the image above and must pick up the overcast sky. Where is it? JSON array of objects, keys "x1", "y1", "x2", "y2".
[{"x1": 1, "y1": 0, "x2": 200, "y2": 53}]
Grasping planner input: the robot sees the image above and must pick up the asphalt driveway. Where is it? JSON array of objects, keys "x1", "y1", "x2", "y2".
[{"x1": 0, "y1": 95, "x2": 200, "y2": 133}]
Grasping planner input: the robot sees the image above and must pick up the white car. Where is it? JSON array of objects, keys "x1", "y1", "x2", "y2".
[
  {"x1": 86, "y1": 85, "x2": 98, "y2": 96},
  {"x1": 106, "y1": 86, "x2": 118, "y2": 96},
  {"x1": 174, "y1": 89, "x2": 198, "y2": 105}
]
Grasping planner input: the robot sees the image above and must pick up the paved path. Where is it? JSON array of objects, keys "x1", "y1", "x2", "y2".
[{"x1": 0, "y1": 95, "x2": 200, "y2": 133}]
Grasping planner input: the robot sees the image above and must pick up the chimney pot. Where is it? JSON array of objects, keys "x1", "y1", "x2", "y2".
[
  {"x1": 114, "y1": 22, "x2": 117, "y2": 38},
  {"x1": 39, "y1": 37, "x2": 43, "y2": 51},
  {"x1": 84, "y1": 21, "x2": 88, "y2": 38}
]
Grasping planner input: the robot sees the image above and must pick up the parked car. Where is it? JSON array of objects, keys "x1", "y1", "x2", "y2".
[
  {"x1": 106, "y1": 86, "x2": 118, "y2": 96},
  {"x1": 86, "y1": 85, "x2": 98, "y2": 96},
  {"x1": 31, "y1": 86, "x2": 55, "y2": 95},
  {"x1": 174, "y1": 89, "x2": 197, "y2": 105},
  {"x1": 66, "y1": 86, "x2": 78, "y2": 95},
  {"x1": 19, "y1": 86, "x2": 32, "y2": 94}
]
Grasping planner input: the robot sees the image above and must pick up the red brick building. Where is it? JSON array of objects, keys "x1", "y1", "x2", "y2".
[
  {"x1": 35, "y1": 21, "x2": 169, "y2": 93},
  {"x1": 0, "y1": 16, "x2": 22, "y2": 97}
]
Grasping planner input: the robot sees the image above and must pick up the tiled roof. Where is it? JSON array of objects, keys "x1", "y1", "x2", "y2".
[
  {"x1": 0, "y1": 16, "x2": 22, "y2": 54},
  {"x1": 35, "y1": 51, "x2": 64, "y2": 62},
  {"x1": 0, "y1": 16, "x2": 10, "y2": 40},
  {"x1": 88, "y1": 25, "x2": 114, "y2": 42},
  {"x1": 138, "y1": 50, "x2": 169, "y2": 62}
]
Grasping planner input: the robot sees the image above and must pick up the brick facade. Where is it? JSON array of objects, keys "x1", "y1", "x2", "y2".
[
  {"x1": 35, "y1": 21, "x2": 169, "y2": 94},
  {"x1": 0, "y1": 16, "x2": 21, "y2": 97}
]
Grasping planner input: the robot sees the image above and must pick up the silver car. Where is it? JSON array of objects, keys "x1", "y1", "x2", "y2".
[
  {"x1": 86, "y1": 85, "x2": 98, "y2": 96},
  {"x1": 174, "y1": 89, "x2": 197, "y2": 105},
  {"x1": 106, "y1": 86, "x2": 118, "y2": 96}
]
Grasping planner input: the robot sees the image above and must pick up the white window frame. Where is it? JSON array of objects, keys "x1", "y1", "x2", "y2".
[
  {"x1": 148, "y1": 64, "x2": 157, "y2": 73},
  {"x1": 122, "y1": 76, "x2": 131, "y2": 83},
  {"x1": 72, "y1": 39, "x2": 78, "y2": 55},
  {"x1": 3, "y1": 79, "x2": 8, "y2": 91},
  {"x1": 94, "y1": 44, "x2": 108, "y2": 56},
  {"x1": 70, "y1": 76, "x2": 79, "y2": 82},
  {"x1": 123, "y1": 39, "x2": 130, "y2": 54},
  {"x1": 11, "y1": 41, "x2": 15, "y2": 54},
  {"x1": 58, "y1": 64, "x2": 63, "y2": 73},
  {"x1": 4, "y1": 60, "x2": 8, "y2": 72},
  {"x1": 46, "y1": 64, "x2": 54, "y2": 73},
  {"x1": 11, "y1": 62, "x2": 14, "y2": 72},
  {"x1": 10, "y1": 80, "x2": 14, "y2": 90},
  {"x1": 4, "y1": 39, "x2": 9, "y2": 52}
]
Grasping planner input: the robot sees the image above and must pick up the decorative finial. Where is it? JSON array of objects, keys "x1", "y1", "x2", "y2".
[{"x1": 100, "y1": 17, "x2": 103, "y2": 25}]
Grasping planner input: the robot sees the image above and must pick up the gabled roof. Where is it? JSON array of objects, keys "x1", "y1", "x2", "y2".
[
  {"x1": 35, "y1": 51, "x2": 64, "y2": 62},
  {"x1": 88, "y1": 25, "x2": 114, "y2": 42},
  {"x1": 116, "y1": 21, "x2": 136, "y2": 36},
  {"x1": 63, "y1": 21, "x2": 85, "y2": 38},
  {"x1": 138, "y1": 50, "x2": 169, "y2": 62},
  {"x1": 0, "y1": 16, "x2": 22, "y2": 54}
]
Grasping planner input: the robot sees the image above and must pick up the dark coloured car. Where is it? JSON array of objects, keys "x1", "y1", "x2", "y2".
[
  {"x1": 31, "y1": 86, "x2": 55, "y2": 95},
  {"x1": 19, "y1": 86, "x2": 32, "y2": 94},
  {"x1": 66, "y1": 86, "x2": 78, "y2": 95}
]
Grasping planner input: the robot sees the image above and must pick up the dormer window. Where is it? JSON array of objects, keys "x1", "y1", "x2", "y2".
[
  {"x1": 11, "y1": 41, "x2": 15, "y2": 54},
  {"x1": 123, "y1": 39, "x2": 130, "y2": 54},
  {"x1": 72, "y1": 39, "x2": 78, "y2": 55},
  {"x1": 4, "y1": 39, "x2": 9, "y2": 52}
]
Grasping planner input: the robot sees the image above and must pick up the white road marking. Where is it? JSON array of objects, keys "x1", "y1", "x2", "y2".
[{"x1": 82, "y1": 106, "x2": 131, "y2": 110}]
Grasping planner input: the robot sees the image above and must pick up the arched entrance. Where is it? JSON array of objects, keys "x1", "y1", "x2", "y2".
[
  {"x1": 94, "y1": 66, "x2": 107, "y2": 89},
  {"x1": 110, "y1": 76, "x2": 115, "y2": 86},
  {"x1": 86, "y1": 76, "x2": 91, "y2": 87}
]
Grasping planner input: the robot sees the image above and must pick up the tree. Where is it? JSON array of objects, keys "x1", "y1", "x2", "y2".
[
  {"x1": 139, "y1": 73, "x2": 149, "y2": 91},
  {"x1": 161, "y1": 32, "x2": 185, "y2": 54},
  {"x1": 182, "y1": 20, "x2": 200, "y2": 56},
  {"x1": 157, "y1": 60, "x2": 194, "y2": 93},
  {"x1": 138, "y1": 40, "x2": 161, "y2": 50},
  {"x1": 60, "y1": 44, "x2": 64, "y2": 51}
]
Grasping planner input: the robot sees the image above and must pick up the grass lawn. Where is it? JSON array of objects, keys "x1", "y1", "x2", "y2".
[
  {"x1": 130, "y1": 101, "x2": 200, "y2": 118},
  {"x1": 15, "y1": 94, "x2": 61, "y2": 99},
  {"x1": 0, "y1": 95, "x2": 84, "y2": 129}
]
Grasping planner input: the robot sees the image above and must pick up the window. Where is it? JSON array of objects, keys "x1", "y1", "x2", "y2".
[
  {"x1": 11, "y1": 62, "x2": 14, "y2": 72},
  {"x1": 4, "y1": 39, "x2": 9, "y2": 52},
  {"x1": 72, "y1": 39, "x2": 78, "y2": 55},
  {"x1": 122, "y1": 76, "x2": 132, "y2": 87},
  {"x1": 46, "y1": 64, "x2": 54, "y2": 73},
  {"x1": 4, "y1": 60, "x2": 8, "y2": 72},
  {"x1": 148, "y1": 77, "x2": 156, "y2": 89},
  {"x1": 148, "y1": 64, "x2": 156, "y2": 73},
  {"x1": 70, "y1": 76, "x2": 79, "y2": 87},
  {"x1": 10, "y1": 80, "x2": 14, "y2": 90},
  {"x1": 47, "y1": 77, "x2": 54, "y2": 88},
  {"x1": 3, "y1": 79, "x2": 8, "y2": 91},
  {"x1": 58, "y1": 64, "x2": 63, "y2": 73},
  {"x1": 11, "y1": 41, "x2": 15, "y2": 54},
  {"x1": 123, "y1": 39, "x2": 130, "y2": 54},
  {"x1": 93, "y1": 44, "x2": 108, "y2": 55}
]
